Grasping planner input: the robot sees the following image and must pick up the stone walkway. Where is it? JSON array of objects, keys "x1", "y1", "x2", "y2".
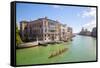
[
  {"x1": 17, "y1": 41, "x2": 64, "y2": 48},
  {"x1": 17, "y1": 41, "x2": 38, "y2": 48}
]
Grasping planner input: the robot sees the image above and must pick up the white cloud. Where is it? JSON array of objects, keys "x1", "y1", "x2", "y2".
[
  {"x1": 81, "y1": 8, "x2": 96, "y2": 31},
  {"x1": 51, "y1": 5, "x2": 61, "y2": 8},
  {"x1": 83, "y1": 19, "x2": 96, "y2": 31},
  {"x1": 82, "y1": 8, "x2": 96, "y2": 18}
]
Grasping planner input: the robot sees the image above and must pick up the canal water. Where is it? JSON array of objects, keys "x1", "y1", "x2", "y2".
[{"x1": 16, "y1": 35, "x2": 97, "y2": 65}]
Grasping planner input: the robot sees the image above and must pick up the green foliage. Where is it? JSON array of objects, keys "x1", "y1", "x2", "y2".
[{"x1": 16, "y1": 25, "x2": 22, "y2": 46}]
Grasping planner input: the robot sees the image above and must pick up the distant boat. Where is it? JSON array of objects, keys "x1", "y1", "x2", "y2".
[
  {"x1": 71, "y1": 39, "x2": 73, "y2": 41},
  {"x1": 72, "y1": 34, "x2": 76, "y2": 37}
]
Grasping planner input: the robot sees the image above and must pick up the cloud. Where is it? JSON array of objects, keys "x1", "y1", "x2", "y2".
[
  {"x1": 83, "y1": 19, "x2": 96, "y2": 31},
  {"x1": 82, "y1": 8, "x2": 96, "y2": 18},
  {"x1": 51, "y1": 5, "x2": 61, "y2": 8},
  {"x1": 81, "y1": 8, "x2": 96, "y2": 31}
]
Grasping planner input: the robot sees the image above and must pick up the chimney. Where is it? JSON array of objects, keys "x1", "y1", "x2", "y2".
[{"x1": 44, "y1": 16, "x2": 48, "y2": 19}]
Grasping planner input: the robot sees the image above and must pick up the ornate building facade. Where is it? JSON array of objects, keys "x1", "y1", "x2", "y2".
[{"x1": 20, "y1": 17, "x2": 73, "y2": 42}]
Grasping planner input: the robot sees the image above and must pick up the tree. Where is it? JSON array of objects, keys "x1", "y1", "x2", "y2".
[{"x1": 16, "y1": 24, "x2": 23, "y2": 46}]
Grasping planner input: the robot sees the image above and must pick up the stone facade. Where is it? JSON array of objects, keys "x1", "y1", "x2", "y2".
[{"x1": 20, "y1": 17, "x2": 73, "y2": 42}]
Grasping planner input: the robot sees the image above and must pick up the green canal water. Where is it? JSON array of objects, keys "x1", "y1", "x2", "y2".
[{"x1": 16, "y1": 35, "x2": 96, "y2": 65}]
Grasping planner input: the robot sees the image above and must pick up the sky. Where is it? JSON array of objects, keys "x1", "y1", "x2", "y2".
[{"x1": 16, "y1": 3, "x2": 96, "y2": 33}]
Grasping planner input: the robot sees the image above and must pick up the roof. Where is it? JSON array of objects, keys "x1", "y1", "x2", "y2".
[{"x1": 20, "y1": 17, "x2": 61, "y2": 25}]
